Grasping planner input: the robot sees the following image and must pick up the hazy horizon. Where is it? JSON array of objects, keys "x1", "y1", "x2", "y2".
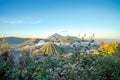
[
  {"x1": 0, "y1": 0, "x2": 120, "y2": 39},
  {"x1": 0, "y1": 33, "x2": 120, "y2": 40}
]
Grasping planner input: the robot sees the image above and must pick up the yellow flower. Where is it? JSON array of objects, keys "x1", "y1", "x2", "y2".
[{"x1": 93, "y1": 51, "x2": 99, "y2": 55}]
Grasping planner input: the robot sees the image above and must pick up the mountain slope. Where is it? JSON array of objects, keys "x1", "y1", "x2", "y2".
[
  {"x1": 0, "y1": 37, "x2": 29, "y2": 46},
  {"x1": 14, "y1": 38, "x2": 47, "y2": 48},
  {"x1": 47, "y1": 33, "x2": 62, "y2": 39},
  {"x1": 39, "y1": 43, "x2": 62, "y2": 55}
]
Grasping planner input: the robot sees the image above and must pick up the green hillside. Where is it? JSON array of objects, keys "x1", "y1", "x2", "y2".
[{"x1": 39, "y1": 43, "x2": 62, "y2": 55}]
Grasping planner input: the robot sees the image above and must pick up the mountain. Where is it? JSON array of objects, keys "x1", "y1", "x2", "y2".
[
  {"x1": 0, "y1": 37, "x2": 47, "y2": 47},
  {"x1": 0, "y1": 37, "x2": 29, "y2": 46},
  {"x1": 47, "y1": 33, "x2": 82, "y2": 43},
  {"x1": 48, "y1": 33, "x2": 81, "y2": 40},
  {"x1": 15, "y1": 38, "x2": 47, "y2": 48},
  {"x1": 15, "y1": 38, "x2": 38, "y2": 48},
  {"x1": 64, "y1": 35, "x2": 78, "y2": 39},
  {"x1": 39, "y1": 43, "x2": 62, "y2": 55},
  {"x1": 47, "y1": 33, "x2": 62, "y2": 39}
]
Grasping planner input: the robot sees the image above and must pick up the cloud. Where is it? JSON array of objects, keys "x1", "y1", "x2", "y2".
[
  {"x1": 0, "y1": 19, "x2": 41, "y2": 24},
  {"x1": 0, "y1": 16, "x2": 42, "y2": 25},
  {"x1": 61, "y1": 30, "x2": 68, "y2": 32},
  {"x1": 0, "y1": 19, "x2": 23, "y2": 24},
  {"x1": 6, "y1": 20, "x2": 23, "y2": 24}
]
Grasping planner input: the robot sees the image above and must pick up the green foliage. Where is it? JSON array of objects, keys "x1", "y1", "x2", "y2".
[
  {"x1": 100, "y1": 42, "x2": 119, "y2": 54},
  {"x1": 0, "y1": 39, "x2": 14, "y2": 80},
  {"x1": 0, "y1": 41, "x2": 120, "y2": 80},
  {"x1": 0, "y1": 37, "x2": 9, "y2": 51}
]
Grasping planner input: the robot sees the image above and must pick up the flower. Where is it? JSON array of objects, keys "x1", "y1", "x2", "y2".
[
  {"x1": 10, "y1": 53, "x2": 14, "y2": 59},
  {"x1": 22, "y1": 67, "x2": 27, "y2": 72}
]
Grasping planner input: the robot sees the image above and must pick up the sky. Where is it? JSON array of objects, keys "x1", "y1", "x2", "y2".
[{"x1": 0, "y1": 0, "x2": 120, "y2": 39}]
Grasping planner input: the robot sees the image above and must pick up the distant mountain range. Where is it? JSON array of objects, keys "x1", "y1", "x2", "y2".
[
  {"x1": 0, "y1": 33, "x2": 80, "y2": 47},
  {"x1": 47, "y1": 33, "x2": 82, "y2": 43},
  {"x1": 0, "y1": 37, "x2": 46, "y2": 46},
  {"x1": 0, "y1": 34, "x2": 83, "y2": 46},
  {"x1": 15, "y1": 38, "x2": 40, "y2": 48},
  {"x1": 0, "y1": 37, "x2": 29, "y2": 46},
  {"x1": 0, "y1": 34, "x2": 119, "y2": 47},
  {"x1": 47, "y1": 33, "x2": 79, "y2": 40},
  {"x1": 48, "y1": 33, "x2": 62, "y2": 39}
]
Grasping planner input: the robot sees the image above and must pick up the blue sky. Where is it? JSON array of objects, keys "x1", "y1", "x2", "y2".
[{"x1": 0, "y1": 0, "x2": 120, "y2": 39}]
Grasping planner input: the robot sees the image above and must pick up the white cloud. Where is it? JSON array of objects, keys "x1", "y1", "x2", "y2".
[
  {"x1": 6, "y1": 20, "x2": 23, "y2": 24},
  {"x1": 0, "y1": 20, "x2": 23, "y2": 24},
  {"x1": 0, "y1": 19, "x2": 41, "y2": 24},
  {"x1": 61, "y1": 30, "x2": 68, "y2": 32}
]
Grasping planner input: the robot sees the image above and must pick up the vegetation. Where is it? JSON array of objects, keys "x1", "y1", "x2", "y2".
[
  {"x1": 0, "y1": 37, "x2": 9, "y2": 51},
  {"x1": 94, "y1": 42, "x2": 120, "y2": 55},
  {"x1": 0, "y1": 38, "x2": 120, "y2": 80},
  {"x1": 39, "y1": 43, "x2": 63, "y2": 55},
  {"x1": 14, "y1": 38, "x2": 38, "y2": 48},
  {"x1": 0, "y1": 37, "x2": 14, "y2": 79}
]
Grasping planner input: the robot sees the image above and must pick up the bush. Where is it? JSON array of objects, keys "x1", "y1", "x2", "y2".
[{"x1": 0, "y1": 40, "x2": 120, "y2": 80}]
